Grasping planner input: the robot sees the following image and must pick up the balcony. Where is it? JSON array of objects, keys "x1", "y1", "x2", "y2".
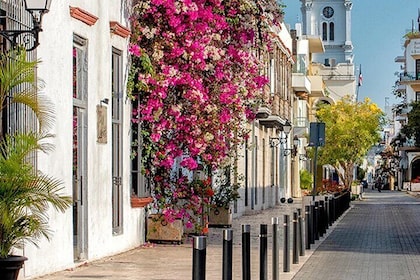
[
  {"x1": 399, "y1": 72, "x2": 420, "y2": 91},
  {"x1": 259, "y1": 115, "x2": 287, "y2": 129},
  {"x1": 255, "y1": 105, "x2": 271, "y2": 119},
  {"x1": 399, "y1": 72, "x2": 420, "y2": 82},
  {"x1": 292, "y1": 73, "x2": 311, "y2": 93},
  {"x1": 307, "y1": 75, "x2": 325, "y2": 97},
  {"x1": 394, "y1": 55, "x2": 405, "y2": 63},
  {"x1": 293, "y1": 117, "x2": 309, "y2": 136}
]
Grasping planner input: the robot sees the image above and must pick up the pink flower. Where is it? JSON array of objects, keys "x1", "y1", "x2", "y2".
[
  {"x1": 180, "y1": 157, "x2": 198, "y2": 170},
  {"x1": 129, "y1": 0, "x2": 284, "y2": 233},
  {"x1": 219, "y1": 109, "x2": 231, "y2": 123},
  {"x1": 150, "y1": 132, "x2": 161, "y2": 142},
  {"x1": 128, "y1": 44, "x2": 141, "y2": 57}
]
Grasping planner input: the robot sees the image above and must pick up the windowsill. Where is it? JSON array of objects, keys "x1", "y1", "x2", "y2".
[{"x1": 131, "y1": 196, "x2": 153, "y2": 208}]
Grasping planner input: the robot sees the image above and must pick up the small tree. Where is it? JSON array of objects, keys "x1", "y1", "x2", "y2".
[
  {"x1": 299, "y1": 169, "x2": 313, "y2": 190},
  {"x1": 401, "y1": 101, "x2": 420, "y2": 146},
  {"x1": 314, "y1": 97, "x2": 385, "y2": 189}
]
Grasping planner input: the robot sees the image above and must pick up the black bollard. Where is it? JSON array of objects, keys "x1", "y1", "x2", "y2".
[
  {"x1": 260, "y1": 224, "x2": 268, "y2": 280},
  {"x1": 192, "y1": 236, "x2": 206, "y2": 280},
  {"x1": 298, "y1": 208, "x2": 305, "y2": 256},
  {"x1": 310, "y1": 204, "x2": 315, "y2": 244},
  {"x1": 324, "y1": 197, "x2": 329, "y2": 230},
  {"x1": 319, "y1": 200, "x2": 325, "y2": 237},
  {"x1": 329, "y1": 196, "x2": 334, "y2": 226},
  {"x1": 292, "y1": 212, "x2": 299, "y2": 264},
  {"x1": 314, "y1": 201, "x2": 319, "y2": 240},
  {"x1": 242, "y1": 224, "x2": 251, "y2": 280},
  {"x1": 223, "y1": 229, "x2": 233, "y2": 280},
  {"x1": 272, "y1": 217, "x2": 279, "y2": 280},
  {"x1": 283, "y1": 215, "x2": 290, "y2": 272},
  {"x1": 305, "y1": 205, "x2": 311, "y2": 249}
]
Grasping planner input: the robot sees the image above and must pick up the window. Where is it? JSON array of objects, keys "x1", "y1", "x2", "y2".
[
  {"x1": 112, "y1": 48, "x2": 123, "y2": 234},
  {"x1": 131, "y1": 99, "x2": 150, "y2": 197},
  {"x1": 322, "y1": 22, "x2": 334, "y2": 41},
  {"x1": 329, "y1": 22, "x2": 334, "y2": 41},
  {"x1": 254, "y1": 135, "x2": 258, "y2": 205},
  {"x1": 262, "y1": 138, "x2": 266, "y2": 204},
  {"x1": 322, "y1": 22, "x2": 327, "y2": 41},
  {"x1": 269, "y1": 58, "x2": 275, "y2": 94},
  {"x1": 416, "y1": 92, "x2": 420, "y2": 102},
  {"x1": 0, "y1": 5, "x2": 36, "y2": 138},
  {"x1": 244, "y1": 138, "x2": 249, "y2": 207},
  {"x1": 416, "y1": 60, "x2": 420, "y2": 80}
]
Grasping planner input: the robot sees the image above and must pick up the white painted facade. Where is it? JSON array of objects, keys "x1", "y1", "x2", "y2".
[
  {"x1": 393, "y1": 20, "x2": 420, "y2": 190},
  {"x1": 6, "y1": 1, "x2": 148, "y2": 279},
  {"x1": 300, "y1": 0, "x2": 356, "y2": 103},
  {"x1": 234, "y1": 22, "x2": 294, "y2": 216}
]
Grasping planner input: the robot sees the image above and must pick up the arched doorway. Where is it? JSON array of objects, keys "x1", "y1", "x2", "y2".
[{"x1": 411, "y1": 157, "x2": 420, "y2": 181}]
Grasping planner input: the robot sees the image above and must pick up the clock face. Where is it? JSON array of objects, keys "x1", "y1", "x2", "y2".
[{"x1": 323, "y1": 6, "x2": 334, "y2": 18}]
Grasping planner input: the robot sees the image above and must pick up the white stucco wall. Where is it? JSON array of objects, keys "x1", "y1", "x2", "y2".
[{"x1": 17, "y1": 1, "x2": 147, "y2": 278}]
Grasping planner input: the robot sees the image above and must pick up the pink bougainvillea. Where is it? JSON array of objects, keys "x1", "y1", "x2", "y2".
[{"x1": 129, "y1": 0, "x2": 285, "y2": 232}]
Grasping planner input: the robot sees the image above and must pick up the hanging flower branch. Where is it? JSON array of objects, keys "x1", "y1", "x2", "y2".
[{"x1": 129, "y1": 0, "x2": 285, "y2": 232}]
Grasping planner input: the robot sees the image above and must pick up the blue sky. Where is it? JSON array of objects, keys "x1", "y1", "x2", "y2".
[{"x1": 283, "y1": 0, "x2": 420, "y2": 110}]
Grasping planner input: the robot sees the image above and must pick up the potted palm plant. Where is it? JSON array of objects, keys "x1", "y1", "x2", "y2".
[{"x1": 0, "y1": 49, "x2": 71, "y2": 280}]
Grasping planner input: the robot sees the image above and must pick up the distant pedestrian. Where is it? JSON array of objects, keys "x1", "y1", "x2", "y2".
[{"x1": 375, "y1": 177, "x2": 382, "y2": 192}]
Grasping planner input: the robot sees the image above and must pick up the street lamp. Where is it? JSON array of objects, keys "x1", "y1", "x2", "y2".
[
  {"x1": 269, "y1": 120, "x2": 298, "y2": 156},
  {"x1": 0, "y1": 0, "x2": 52, "y2": 51},
  {"x1": 269, "y1": 120, "x2": 292, "y2": 147},
  {"x1": 283, "y1": 135, "x2": 299, "y2": 157}
]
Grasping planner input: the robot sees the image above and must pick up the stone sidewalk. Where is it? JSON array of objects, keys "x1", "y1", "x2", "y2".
[{"x1": 34, "y1": 198, "x2": 337, "y2": 280}]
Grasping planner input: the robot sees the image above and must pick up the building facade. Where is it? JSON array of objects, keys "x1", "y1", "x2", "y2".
[
  {"x1": 235, "y1": 21, "x2": 294, "y2": 214},
  {"x1": 290, "y1": 22, "x2": 325, "y2": 197},
  {"x1": 0, "y1": 1, "x2": 148, "y2": 278},
  {"x1": 0, "y1": 1, "x2": 302, "y2": 278},
  {"x1": 300, "y1": 0, "x2": 356, "y2": 105},
  {"x1": 393, "y1": 12, "x2": 420, "y2": 191}
]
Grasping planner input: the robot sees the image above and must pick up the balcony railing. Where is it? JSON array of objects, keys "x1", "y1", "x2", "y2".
[
  {"x1": 294, "y1": 117, "x2": 309, "y2": 128},
  {"x1": 400, "y1": 72, "x2": 420, "y2": 82}
]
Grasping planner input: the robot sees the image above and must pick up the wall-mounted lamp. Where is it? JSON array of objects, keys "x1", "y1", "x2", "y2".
[
  {"x1": 283, "y1": 135, "x2": 299, "y2": 157},
  {"x1": 100, "y1": 98, "x2": 109, "y2": 105},
  {"x1": 269, "y1": 120, "x2": 292, "y2": 147},
  {"x1": 0, "y1": 0, "x2": 52, "y2": 51}
]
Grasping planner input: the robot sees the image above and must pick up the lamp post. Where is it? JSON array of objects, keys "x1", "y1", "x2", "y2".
[
  {"x1": 269, "y1": 120, "x2": 294, "y2": 201},
  {"x1": 0, "y1": 0, "x2": 52, "y2": 51},
  {"x1": 270, "y1": 120, "x2": 292, "y2": 156}
]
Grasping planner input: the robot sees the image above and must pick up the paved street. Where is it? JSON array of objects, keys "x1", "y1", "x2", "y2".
[
  {"x1": 293, "y1": 189, "x2": 420, "y2": 280},
  {"x1": 34, "y1": 189, "x2": 420, "y2": 280}
]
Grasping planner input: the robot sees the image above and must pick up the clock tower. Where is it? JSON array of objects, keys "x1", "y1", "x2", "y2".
[
  {"x1": 300, "y1": 0, "x2": 356, "y2": 101},
  {"x1": 301, "y1": 0, "x2": 353, "y2": 64}
]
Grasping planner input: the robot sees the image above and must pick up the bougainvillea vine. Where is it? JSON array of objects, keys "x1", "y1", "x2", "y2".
[{"x1": 129, "y1": 0, "x2": 285, "y2": 232}]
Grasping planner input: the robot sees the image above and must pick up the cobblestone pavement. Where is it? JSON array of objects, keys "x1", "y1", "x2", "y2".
[{"x1": 292, "y1": 189, "x2": 420, "y2": 280}]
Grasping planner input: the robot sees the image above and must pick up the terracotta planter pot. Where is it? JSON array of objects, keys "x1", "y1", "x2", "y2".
[
  {"x1": 0, "y1": 255, "x2": 27, "y2": 280},
  {"x1": 130, "y1": 196, "x2": 153, "y2": 208},
  {"x1": 147, "y1": 215, "x2": 183, "y2": 244}
]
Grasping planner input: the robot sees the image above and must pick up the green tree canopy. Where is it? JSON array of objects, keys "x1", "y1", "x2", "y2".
[
  {"x1": 315, "y1": 97, "x2": 385, "y2": 189},
  {"x1": 401, "y1": 101, "x2": 420, "y2": 146}
]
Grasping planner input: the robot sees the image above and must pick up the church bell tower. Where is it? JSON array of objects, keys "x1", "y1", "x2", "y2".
[
  {"x1": 300, "y1": 0, "x2": 356, "y2": 101},
  {"x1": 301, "y1": 0, "x2": 354, "y2": 65}
]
